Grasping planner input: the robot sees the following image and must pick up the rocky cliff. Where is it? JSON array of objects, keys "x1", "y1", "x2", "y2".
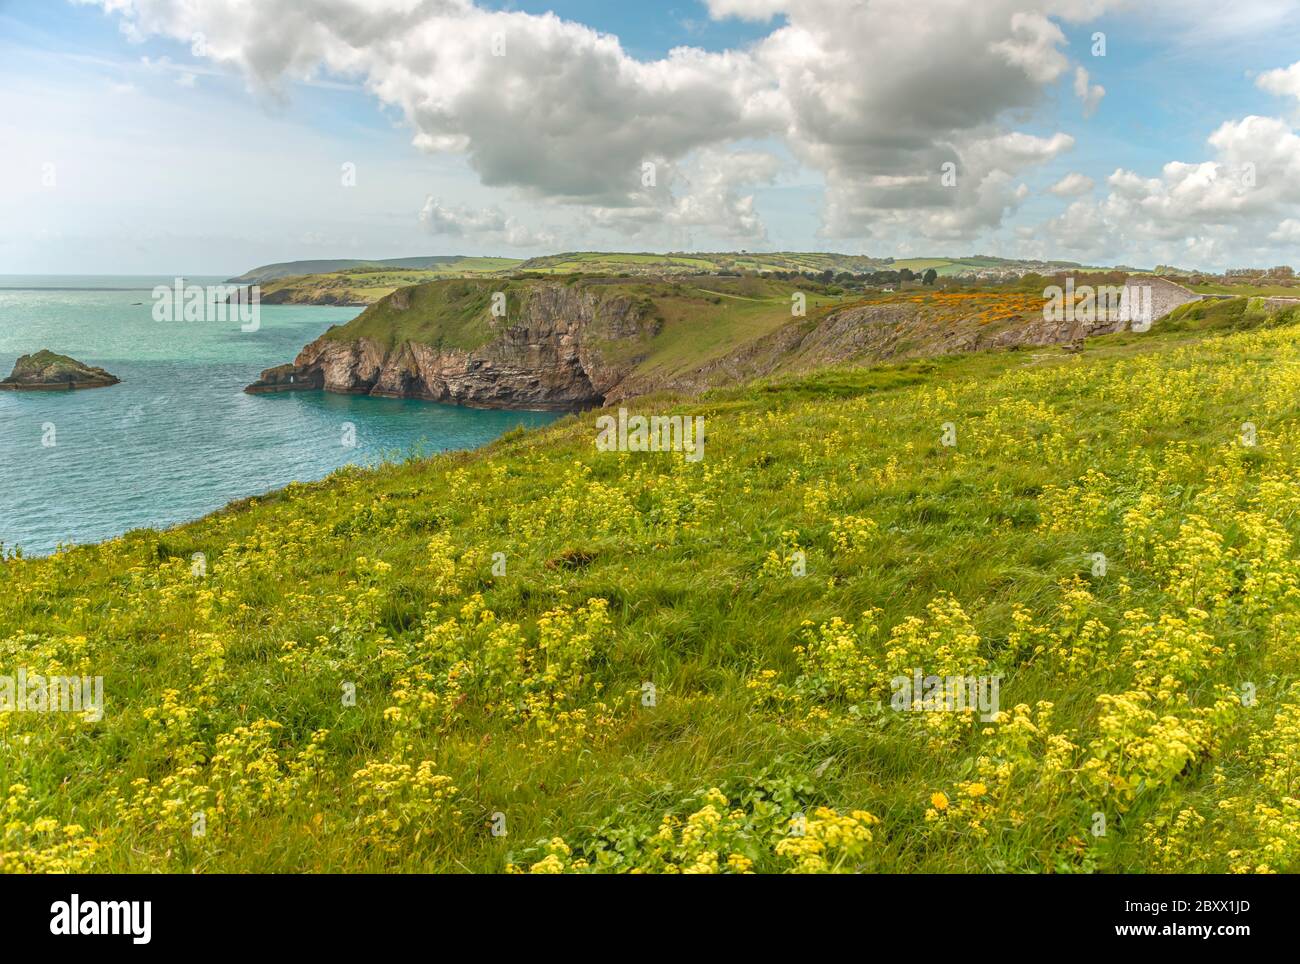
[{"x1": 247, "y1": 281, "x2": 660, "y2": 410}]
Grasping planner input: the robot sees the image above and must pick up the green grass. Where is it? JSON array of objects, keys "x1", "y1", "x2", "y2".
[
  {"x1": 887, "y1": 256, "x2": 1092, "y2": 277},
  {"x1": 5, "y1": 308, "x2": 1300, "y2": 872},
  {"x1": 515, "y1": 251, "x2": 887, "y2": 276},
  {"x1": 319, "y1": 278, "x2": 527, "y2": 350},
  {"x1": 248, "y1": 252, "x2": 1126, "y2": 302},
  {"x1": 1188, "y1": 281, "x2": 1300, "y2": 298},
  {"x1": 888, "y1": 258, "x2": 954, "y2": 272},
  {"x1": 1160, "y1": 295, "x2": 1300, "y2": 333},
  {"x1": 621, "y1": 278, "x2": 845, "y2": 375},
  {"x1": 255, "y1": 261, "x2": 526, "y2": 305},
  {"x1": 233, "y1": 256, "x2": 524, "y2": 284}
]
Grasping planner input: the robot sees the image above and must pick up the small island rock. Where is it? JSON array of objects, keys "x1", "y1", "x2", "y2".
[{"x1": 0, "y1": 350, "x2": 120, "y2": 391}]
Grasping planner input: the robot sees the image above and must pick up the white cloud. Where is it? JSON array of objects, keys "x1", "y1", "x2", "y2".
[
  {"x1": 992, "y1": 12, "x2": 1070, "y2": 85},
  {"x1": 705, "y1": 0, "x2": 788, "y2": 19},
  {"x1": 1073, "y1": 66, "x2": 1104, "y2": 118},
  {"x1": 1049, "y1": 171, "x2": 1095, "y2": 196},
  {"x1": 746, "y1": 1, "x2": 1099, "y2": 240},
  {"x1": 419, "y1": 197, "x2": 555, "y2": 248},
  {"x1": 1269, "y1": 218, "x2": 1300, "y2": 241},
  {"x1": 87, "y1": 0, "x2": 773, "y2": 212},
  {"x1": 1258, "y1": 61, "x2": 1300, "y2": 101},
  {"x1": 1039, "y1": 112, "x2": 1300, "y2": 268},
  {"x1": 85, "y1": 0, "x2": 1115, "y2": 244},
  {"x1": 819, "y1": 128, "x2": 1073, "y2": 243},
  {"x1": 588, "y1": 149, "x2": 783, "y2": 241}
]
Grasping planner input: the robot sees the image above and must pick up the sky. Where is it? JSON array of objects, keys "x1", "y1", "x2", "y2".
[{"x1": 3, "y1": 0, "x2": 1300, "y2": 275}]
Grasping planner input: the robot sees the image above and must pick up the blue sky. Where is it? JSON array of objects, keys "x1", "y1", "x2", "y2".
[{"x1": 3, "y1": 0, "x2": 1300, "y2": 274}]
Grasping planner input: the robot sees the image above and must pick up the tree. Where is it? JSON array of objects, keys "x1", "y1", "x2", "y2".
[
  {"x1": 922, "y1": 268, "x2": 938, "y2": 285},
  {"x1": 899, "y1": 267, "x2": 915, "y2": 282}
]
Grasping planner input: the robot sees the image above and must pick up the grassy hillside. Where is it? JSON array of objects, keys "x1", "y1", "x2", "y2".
[
  {"x1": 889, "y1": 255, "x2": 1087, "y2": 277},
  {"x1": 6, "y1": 303, "x2": 1300, "y2": 873},
  {"x1": 317, "y1": 277, "x2": 546, "y2": 350},
  {"x1": 317, "y1": 275, "x2": 849, "y2": 366},
  {"x1": 1188, "y1": 280, "x2": 1300, "y2": 299},
  {"x1": 237, "y1": 252, "x2": 1130, "y2": 305},
  {"x1": 230, "y1": 256, "x2": 522, "y2": 285},
  {"x1": 515, "y1": 251, "x2": 888, "y2": 276},
  {"x1": 257, "y1": 269, "x2": 444, "y2": 305},
  {"x1": 254, "y1": 261, "x2": 524, "y2": 306}
]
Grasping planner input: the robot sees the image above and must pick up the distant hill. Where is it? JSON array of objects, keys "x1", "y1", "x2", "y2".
[
  {"x1": 513, "y1": 251, "x2": 889, "y2": 276},
  {"x1": 228, "y1": 256, "x2": 522, "y2": 284},
  {"x1": 234, "y1": 259, "x2": 525, "y2": 305},
  {"x1": 228, "y1": 251, "x2": 1142, "y2": 305},
  {"x1": 885, "y1": 255, "x2": 1088, "y2": 277}
]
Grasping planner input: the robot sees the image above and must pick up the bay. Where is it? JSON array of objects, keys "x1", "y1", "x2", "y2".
[{"x1": 0, "y1": 275, "x2": 560, "y2": 555}]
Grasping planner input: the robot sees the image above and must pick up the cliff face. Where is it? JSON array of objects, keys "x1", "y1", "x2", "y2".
[{"x1": 247, "y1": 283, "x2": 658, "y2": 410}]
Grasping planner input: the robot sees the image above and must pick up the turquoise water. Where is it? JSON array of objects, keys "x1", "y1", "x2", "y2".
[{"x1": 0, "y1": 276, "x2": 560, "y2": 556}]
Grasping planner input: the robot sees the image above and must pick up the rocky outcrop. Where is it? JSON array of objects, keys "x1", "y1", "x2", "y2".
[
  {"x1": 246, "y1": 283, "x2": 659, "y2": 411},
  {"x1": 0, "y1": 351, "x2": 119, "y2": 390},
  {"x1": 259, "y1": 288, "x2": 369, "y2": 307},
  {"x1": 221, "y1": 284, "x2": 366, "y2": 307}
]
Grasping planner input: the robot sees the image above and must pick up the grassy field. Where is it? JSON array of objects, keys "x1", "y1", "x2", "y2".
[
  {"x1": 596, "y1": 277, "x2": 846, "y2": 376},
  {"x1": 1188, "y1": 281, "x2": 1300, "y2": 298},
  {"x1": 318, "y1": 277, "x2": 535, "y2": 350},
  {"x1": 233, "y1": 256, "x2": 523, "y2": 284},
  {"x1": 257, "y1": 261, "x2": 523, "y2": 305},
  {"x1": 5, "y1": 298, "x2": 1300, "y2": 872},
  {"x1": 258, "y1": 269, "x2": 443, "y2": 304},
  {"x1": 888, "y1": 256, "x2": 1085, "y2": 277},
  {"x1": 515, "y1": 251, "x2": 887, "y2": 276},
  {"x1": 246, "y1": 252, "x2": 1125, "y2": 304},
  {"x1": 253, "y1": 255, "x2": 873, "y2": 304}
]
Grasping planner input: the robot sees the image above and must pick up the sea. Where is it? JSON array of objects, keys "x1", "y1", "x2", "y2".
[{"x1": 0, "y1": 276, "x2": 560, "y2": 556}]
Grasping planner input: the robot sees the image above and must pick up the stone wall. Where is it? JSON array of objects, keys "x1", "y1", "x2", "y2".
[{"x1": 1123, "y1": 276, "x2": 1204, "y2": 324}]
